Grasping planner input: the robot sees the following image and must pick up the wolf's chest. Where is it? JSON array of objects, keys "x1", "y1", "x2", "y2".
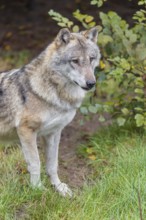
[{"x1": 39, "y1": 109, "x2": 76, "y2": 135}]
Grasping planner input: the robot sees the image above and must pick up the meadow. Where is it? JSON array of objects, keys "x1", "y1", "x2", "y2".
[{"x1": 1, "y1": 124, "x2": 146, "y2": 220}]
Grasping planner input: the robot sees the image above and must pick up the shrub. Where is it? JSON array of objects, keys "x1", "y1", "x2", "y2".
[{"x1": 49, "y1": 0, "x2": 146, "y2": 128}]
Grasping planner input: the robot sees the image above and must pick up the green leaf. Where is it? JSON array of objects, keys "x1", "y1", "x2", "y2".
[
  {"x1": 95, "y1": 104, "x2": 103, "y2": 112},
  {"x1": 98, "y1": 34, "x2": 113, "y2": 46},
  {"x1": 57, "y1": 22, "x2": 67, "y2": 27},
  {"x1": 139, "y1": 49, "x2": 146, "y2": 60},
  {"x1": 72, "y1": 25, "x2": 79, "y2": 32},
  {"x1": 121, "y1": 108, "x2": 129, "y2": 115},
  {"x1": 120, "y1": 59, "x2": 131, "y2": 71},
  {"x1": 79, "y1": 119, "x2": 84, "y2": 126},
  {"x1": 135, "y1": 114, "x2": 144, "y2": 127},
  {"x1": 86, "y1": 147, "x2": 94, "y2": 154},
  {"x1": 134, "y1": 96, "x2": 144, "y2": 102},
  {"x1": 138, "y1": 0, "x2": 146, "y2": 5},
  {"x1": 103, "y1": 105, "x2": 113, "y2": 113},
  {"x1": 52, "y1": 17, "x2": 61, "y2": 22},
  {"x1": 117, "y1": 117, "x2": 126, "y2": 126},
  {"x1": 108, "y1": 11, "x2": 118, "y2": 19},
  {"x1": 88, "y1": 22, "x2": 96, "y2": 28},
  {"x1": 134, "y1": 88, "x2": 144, "y2": 94},
  {"x1": 91, "y1": 0, "x2": 107, "y2": 7},
  {"x1": 90, "y1": 0, "x2": 97, "y2": 5},
  {"x1": 48, "y1": 9, "x2": 55, "y2": 16},
  {"x1": 80, "y1": 107, "x2": 88, "y2": 115},
  {"x1": 99, "y1": 115, "x2": 105, "y2": 122},
  {"x1": 134, "y1": 77, "x2": 144, "y2": 88},
  {"x1": 88, "y1": 105, "x2": 98, "y2": 114},
  {"x1": 99, "y1": 12, "x2": 110, "y2": 26},
  {"x1": 67, "y1": 21, "x2": 74, "y2": 28},
  {"x1": 134, "y1": 107, "x2": 143, "y2": 112},
  {"x1": 110, "y1": 68, "x2": 124, "y2": 82},
  {"x1": 85, "y1": 16, "x2": 94, "y2": 23},
  {"x1": 130, "y1": 33, "x2": 137, "y2": 43},
  {"x1": 136, "y1": 44, "x2": 146, "y2": 60},
  {"x1": 62, "y1": 17, "x2": 69, "y2": 23}
]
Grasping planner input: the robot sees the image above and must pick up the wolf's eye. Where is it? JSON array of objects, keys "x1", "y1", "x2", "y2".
[
  {"x1": 90, "y1": 57, "x2": 95, "y2": 63},
  {"x1": 71, "y1": 59, "x2": 78, "y2": 64}
]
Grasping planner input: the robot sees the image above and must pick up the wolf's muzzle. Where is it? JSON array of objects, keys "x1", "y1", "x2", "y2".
[
  {"x1": 74, "y1": 80, "x2": 96, "y2": 91},
  {"x1": 86, "y1": 80, "x2": 96, "y2": 90}
]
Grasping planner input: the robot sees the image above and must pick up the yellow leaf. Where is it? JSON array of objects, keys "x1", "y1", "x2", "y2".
[
  {"x1": 4, "y1": 45, "x2": 11, "y2": 51},
  {"x1": 88, "y1": 22, "x2": 96, "y2": 28},
  {"x1": 85, "y1": 16, "x2": 94, "y2": 23},
  {"x1": 88, "y1": 154, "x2": 96, "y2": 160},
  {"x1": 72, "y1": 25, "x2": 79, "y2": 33},
  {"x1": 5, "y1": 32, "x2": 12, "y2": 38},
  {"x1": 86, "y1": 148, "x2": 94, "y2": 154},
  {"x1": 100, "y1": 60, "x2": 106, "y2": 69}
]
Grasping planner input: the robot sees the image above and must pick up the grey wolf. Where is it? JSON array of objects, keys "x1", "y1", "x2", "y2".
[{"x1": 0, "y1": 27, "x2": 101, "y2": 196}]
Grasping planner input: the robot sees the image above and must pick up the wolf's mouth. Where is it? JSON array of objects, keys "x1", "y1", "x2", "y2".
[
  {"x1": 81, "y1": 86, "x2": 90, "y2": 91},
  {"x1": 73, "y1": 81, "x2": 90, "y2": 91}
]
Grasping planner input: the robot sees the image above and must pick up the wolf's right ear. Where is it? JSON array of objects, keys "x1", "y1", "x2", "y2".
[
  {"x1": 81, "y1": 27, "x2": 98, "y2": 43},
  {"x1": 55, "y1": 28, "x2": 71, "y2": 46}
]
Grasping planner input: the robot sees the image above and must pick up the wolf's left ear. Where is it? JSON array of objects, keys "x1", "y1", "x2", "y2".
[
  {"x1": 81, "y1": 27, "x2": 98, "y2": 43},
  {"x1": 56, "y1": 28, "x2": 71, "y2": 46}
]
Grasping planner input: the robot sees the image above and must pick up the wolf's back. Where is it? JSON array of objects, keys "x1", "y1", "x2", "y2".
[{"x1": 0, "y1": 69, "x2": 21, "y2": 133}]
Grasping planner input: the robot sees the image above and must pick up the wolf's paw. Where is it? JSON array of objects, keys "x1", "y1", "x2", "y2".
[
  {"x1": 31, "y1": 181, "x2": 46, "y2": 190},
  {"x1": 55, "y1": 183, "x2": 73, "y2": 197}
]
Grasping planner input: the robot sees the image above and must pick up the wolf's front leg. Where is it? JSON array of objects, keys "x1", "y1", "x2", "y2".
[
  {"x1": 44, "y1": 131, "x2": 72, "y2": 197},
  {"x1": 17, "y1": 127, "x2": 42, "y2": 188}
]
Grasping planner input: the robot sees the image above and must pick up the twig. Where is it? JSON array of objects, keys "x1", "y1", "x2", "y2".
[{"x1": 137, "y1": 188, "x2": 143, "y2": 220}]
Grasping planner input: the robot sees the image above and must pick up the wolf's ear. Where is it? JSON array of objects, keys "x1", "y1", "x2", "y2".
[
  {"x1": 81, "y1": 27, "x2": 98, "y2": 43},
  {"x1": 56, "y1": 28, "x2": 71, "y2": 46}
]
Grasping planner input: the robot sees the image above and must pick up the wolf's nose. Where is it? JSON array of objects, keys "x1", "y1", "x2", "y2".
[{"x1": 86, "y1": 80, "x2": 96, "y2": 89}]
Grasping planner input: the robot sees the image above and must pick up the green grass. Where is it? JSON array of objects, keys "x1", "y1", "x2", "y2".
[{"x1": 0, "y1": 124, "x2": 146, "y2": 220}]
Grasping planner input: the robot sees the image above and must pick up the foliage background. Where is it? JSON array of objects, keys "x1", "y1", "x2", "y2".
[{"x1": 49, "y1": 0, "x2": 146, "y2": 128}]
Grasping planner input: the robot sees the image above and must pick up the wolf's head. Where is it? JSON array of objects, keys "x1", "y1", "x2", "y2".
[{"x1": 49, "y1": 27, "x2": 101, "y2": 91}]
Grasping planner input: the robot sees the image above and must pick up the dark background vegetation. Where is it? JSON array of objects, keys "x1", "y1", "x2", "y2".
[{"x1": 0, "y1": 0, "x2": 139, "y2": 54}]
